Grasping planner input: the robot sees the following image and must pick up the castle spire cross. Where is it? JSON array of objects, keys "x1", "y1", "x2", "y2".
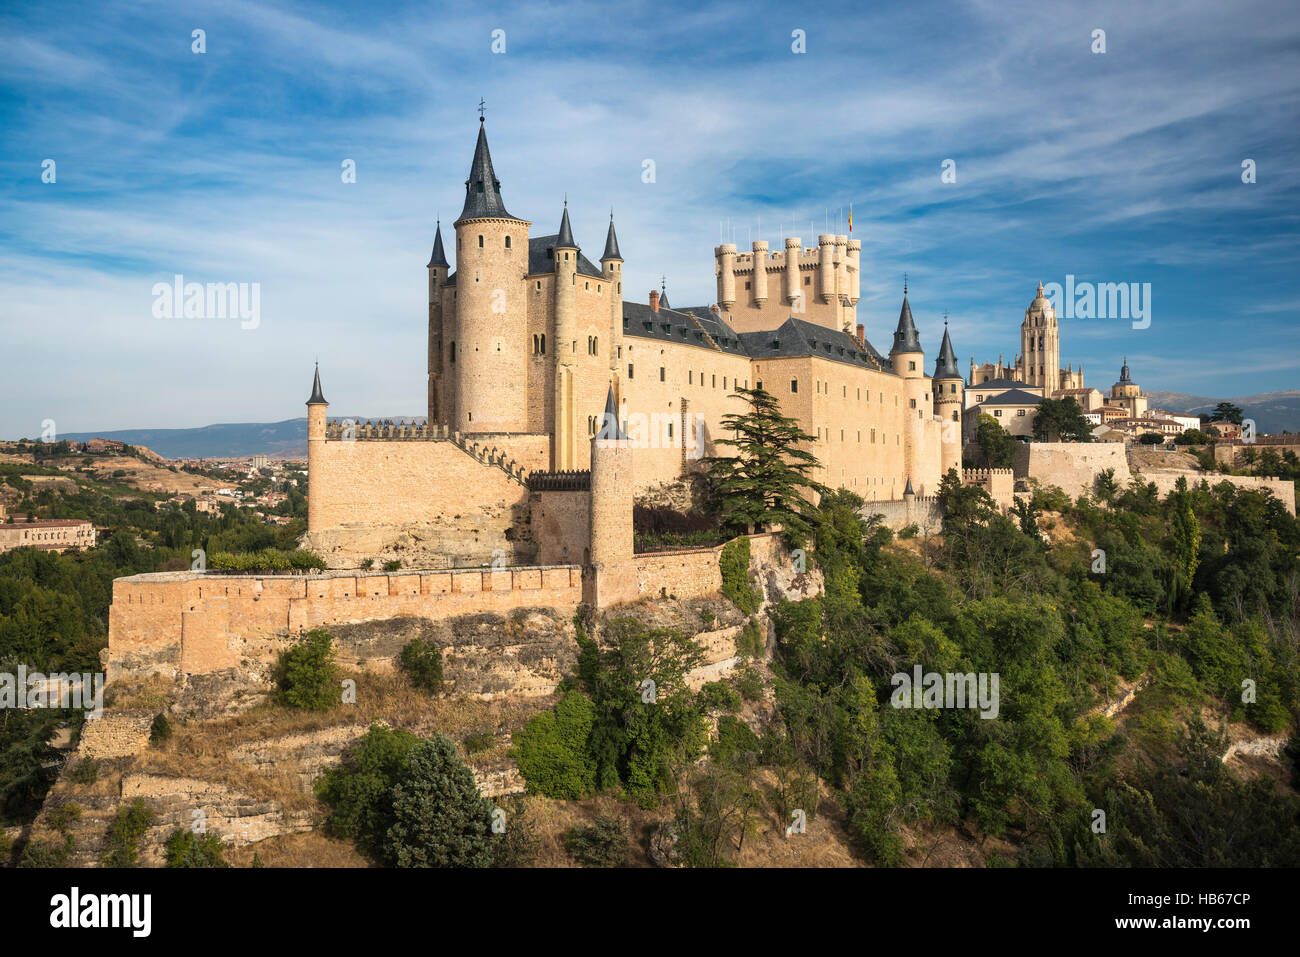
[{"x1": 478, "y1": 98, "x2": 486, "y2": 120}]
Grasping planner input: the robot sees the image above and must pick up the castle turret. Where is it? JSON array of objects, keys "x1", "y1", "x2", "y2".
[
  {"x1": 601, "y1": 213, "x2": 624, "y2": 403},
  {"x1": 784, "y1": 237, "x2": 803, "y2": 310},
  {"x1": 715, "y1": 243, "x2": 737, "y2": 311},
  {"x1": 588, "y1": 385, "x2": 636, "y2": 607},
  {"x1": 846, "y1": 238, "x2": 861, "y2": 309},
  {"x1": 890, "y1": 282, "x2": 929, "y2": 492},
  {"x1": 889, "y1": 284, "x2": 924, "y2": 377},
  {"x1": 427, "y1": 221, "x2": 449, "y2": 426},
  {"x1": 553, "y1": 202, "x2": 580, "y2": 470},
  {"x1": 750, "y1": 240, "x2": 769, "y2": 305},
  {"x1": 933, "y1": 321, "x2": 964, "y2": 474},
  {"x1": 451, "y1": 116, "x2": 530, "y2": 436},
  {"x1": 306, "y1": 364, "x2": 328, "y2": 533},
  {"x1": 817, "y1": 235, "x2": 835, "y2": 303}
]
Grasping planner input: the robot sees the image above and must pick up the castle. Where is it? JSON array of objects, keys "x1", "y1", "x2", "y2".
[
  {"x1": 100, "y1": 117, "x2": 1295, "y2": 688},
  {"x1": 303, "y1": 117, "x2": 980, "y2": 576}
]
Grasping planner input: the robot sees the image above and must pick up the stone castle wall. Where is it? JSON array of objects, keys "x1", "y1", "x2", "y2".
[
  {"x1": 1135, "y1": 470, "x2": 1296, "y2": 514},
  {"x1": 1013, "y1": 441, "x2": 1295, "y2": 514},
  {"x1": 962, "y1": 467, "x2": 1015, "y2": 509},
  {"x1": 304, "y1": 435, "x2": 538, "y2": 568},
  {"x1": 1013, "y1": 441, "x2": 1132, "y2": 498},
  {"x1": 863, "y1": 496, "x2": 945, "y2": 535},
  {"x1": 107, "y1": 566, "x2": 583, "y2": 681},
  {"x1": 1213, "y1": 438, "x2": 1300, "y2": 467}
]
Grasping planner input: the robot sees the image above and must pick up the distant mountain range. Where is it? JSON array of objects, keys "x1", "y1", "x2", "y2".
[
  {"x1": 58, "y1": 419, "x2": 311, "y2": 459},
  {"x1": 1145, "y1": 390, "x2": 1300, "y2": 434}
]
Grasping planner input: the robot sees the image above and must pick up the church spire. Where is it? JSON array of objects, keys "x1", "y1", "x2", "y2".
[{"x1": 457, "y1": 116, "x2": 515, "y2": 222}]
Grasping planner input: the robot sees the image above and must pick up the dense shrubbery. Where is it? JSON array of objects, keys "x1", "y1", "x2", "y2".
[
  {"x1": 207, "y1": 548, "x2": 326, "y2": 573},
  {"x1": 101, "y1": 799, "x2": 155, "y2": 867},
  {"x1": 565, "y1": 814, "x2": 629, "y2": 867},
  {"x1": 399, "y1": 637, "x2": 444, "y2": 694},
  {"x1": 512, "y1": 617, "x2": 708, "y2": 807},
  {"x1": 165, "y1": 828, "x2": 228, "y2": 867},
  {"x1": 274, "y1": 629, "x2": 339, "y2": 711},
  {"x1": 315, "y1": 724, "x2": 517, "y2": 867},
  {"x1": 719, "y1": 537, "x2": 759, "y2": 614},
  {"x1": 753, "y1": 467, "x2": 1300, "y2": 867}
]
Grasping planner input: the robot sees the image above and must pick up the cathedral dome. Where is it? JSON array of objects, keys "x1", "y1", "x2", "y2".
[{"x1": 1027, "y1": 281, "x2": 1056, "y2": 321}]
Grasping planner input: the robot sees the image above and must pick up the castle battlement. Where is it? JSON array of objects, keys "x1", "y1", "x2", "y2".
[{"x1": 526, "y1": 469, "x2": 591, "y2": 492}]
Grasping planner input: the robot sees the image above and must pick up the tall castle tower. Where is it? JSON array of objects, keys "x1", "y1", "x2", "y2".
[
  {"x1": 889, "y1": 282, "x2": 930, "y2": 488},
  {"x1": 932, "y1": 320, "x2": 964, "y2": 475},
  {"x1": 426, "y1": 222, "x2": 449, "y2": 426},
  {"x1": 552, "y1": 202, "x2": 581, "y2": 469},
  {"x1": 1018, "y1": 281, "x2": 1060, "y2": 395},
  {"x1": 305, "y1": 364, "x2": 328, "y2": 532},
  {"x1": 714, "y1": 233, "x2": 860, "y2": 334},
  {"x1": 448, "y1": 117, "x2": 531, "y2": 434},
  {"x1": 601, "y1": 214, "x2": 624, "y2": 409}
]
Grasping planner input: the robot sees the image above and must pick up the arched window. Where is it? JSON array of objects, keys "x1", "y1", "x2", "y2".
[
  {"x1": 449, "y1": 341, "x2": 456, "y2": 363},
  {"x1": 505, "y1": 235, "x2": 511, "y2": 249},
  {"x1": 540, "y1": 335, "x2": 546, "y2": 354},
  {"x1": 478, "y1": 235, "x2": 484, "y2": 248}
]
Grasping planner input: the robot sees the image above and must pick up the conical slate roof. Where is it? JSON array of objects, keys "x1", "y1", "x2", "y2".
[
  {"x1": 595, "y1": 384, "x2": 624, "y2": 440},
  {"x1": 904, "y1": 475, "x2": 914, "y2": 496},
  {"x1": 556, "y1": 203, "x2": 577, "y2": 248},
  {"x1": 890, "y1": 293, "x2": 922, "y2": 355},
  {"x1": 934, "y1": 325, "x2": 960, "y2": 379},
  {"x1": 427, "y1": 222, "x2": 448, "y2": 267},
  {"x1": 458, "y1": 119, "x2": 515, "y2": 221},
  {"x1": 602, "y1": 215, "x2": 622, "y2": 260},
  {"x1": 307, "y1": 363, "x2": 327, "y2": 405}
]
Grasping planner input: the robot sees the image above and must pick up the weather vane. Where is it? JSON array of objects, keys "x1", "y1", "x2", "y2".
[{"x1": 478, "y1": 98, "x2": 486, "y2": 120}]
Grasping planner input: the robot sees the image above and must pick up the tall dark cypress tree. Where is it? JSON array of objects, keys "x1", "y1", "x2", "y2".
[{"x1": 704, "y1": 386, "x2": 825, "y2": 545}]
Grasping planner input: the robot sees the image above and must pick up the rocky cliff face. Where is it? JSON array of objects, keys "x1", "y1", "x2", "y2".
[{"x1": 23, "y1": 537, "x2": 825, "y2": 867}]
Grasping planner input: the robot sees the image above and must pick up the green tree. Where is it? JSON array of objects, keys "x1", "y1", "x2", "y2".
[
  {"x1": 974, "y1": 413, "x2": 1015, "y2": 468},
  {"x1": 565, "y1": 814, "x2": 630, "y2": 867},
  {"x1": 385, "y1": 734, "x2": 495, "y2": 868},
  {"x1": 102, "y1": 799, "x2": 155, "y2": 867},
  {"x1": 1211, "y1": 402, "x2": 1244, "y2": 425},
  {"x1": 314, "y1": 723, "x2": 420, "y2": 857},
  {"x1": 1032, "y1": 397, "x2": 1092, "y2": 442},
  {"x1": 511, "y1": 690, "x2": 598, "y2": 799},
  {"x1": 164, "y1": 828, "x2": 229, "y2": 867},
  {"x1": 399, "y1": 637, "x2": 444, "y2": 694},
  {"x1": 275, "y1": 629, "x2": 338, "y2": 710},
  {"x1": 705, "y1": 386, "x2": 824, "y2": 547}
]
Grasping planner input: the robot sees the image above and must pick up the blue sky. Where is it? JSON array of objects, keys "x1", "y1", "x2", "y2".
[{"x1": 1, "y1": 0, "x2": 1298, "y2": 435}]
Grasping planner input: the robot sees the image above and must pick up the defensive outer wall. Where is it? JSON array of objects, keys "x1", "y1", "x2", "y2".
[{"x1": 106, "y1": 533, "x2": 789, "y2": 683}]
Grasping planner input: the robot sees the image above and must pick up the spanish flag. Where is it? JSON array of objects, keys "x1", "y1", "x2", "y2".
[{"x1": 848, "y1": 204, "x2": 853, "y2": 233}]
